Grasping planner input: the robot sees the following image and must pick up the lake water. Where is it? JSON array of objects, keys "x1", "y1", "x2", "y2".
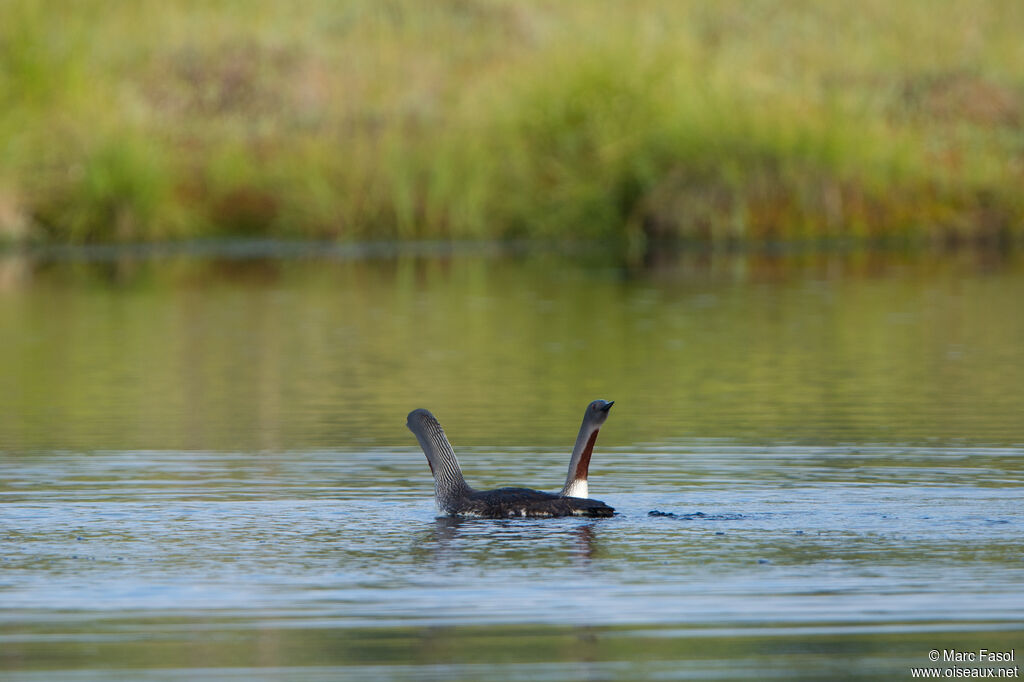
[{"x1": 2, "y1": 244, "x2": 1023, "y2": 680}]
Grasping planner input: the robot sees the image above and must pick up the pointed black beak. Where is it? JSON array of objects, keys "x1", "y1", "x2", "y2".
[{"x1": 600, "y1": 400, "x2": 614, "y2": 412}]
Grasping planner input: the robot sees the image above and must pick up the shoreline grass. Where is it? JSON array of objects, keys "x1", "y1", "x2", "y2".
[{"x1": 1, "y1": 0, "x2": 1022, "y2": 246}]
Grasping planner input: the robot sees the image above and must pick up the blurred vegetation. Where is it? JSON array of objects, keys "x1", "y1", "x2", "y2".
[{"x1": 1, "y1": 0, "x2": 1023, "y2": 245}]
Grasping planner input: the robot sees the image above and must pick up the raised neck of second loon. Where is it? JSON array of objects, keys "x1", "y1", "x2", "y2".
[
  {"x1": 406, "y1": 408, "x2": 473, "y2": 511},
  {"x1": 561, "y1": 400, "x2": 612, "y2": 498}
]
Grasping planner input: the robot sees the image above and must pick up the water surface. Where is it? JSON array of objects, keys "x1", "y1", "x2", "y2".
[{"x1": 2, "y1": 246, "x2": 1023, "y2": 680}]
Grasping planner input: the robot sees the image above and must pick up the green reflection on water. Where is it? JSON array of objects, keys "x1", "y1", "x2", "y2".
[
  {"x1": 2, "y1": 619, "x2": 1021, "y2": 680},
  {"x1": 1, "y1": 247, "x2": 1023, "y2": 452}
]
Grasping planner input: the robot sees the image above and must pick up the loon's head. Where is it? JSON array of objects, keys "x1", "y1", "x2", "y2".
[{"x1": 584, "y1": 399, "x2": 614, "y2": 427}]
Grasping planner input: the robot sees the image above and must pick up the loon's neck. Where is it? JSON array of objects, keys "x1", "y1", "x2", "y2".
[
  {"x1": 407, "y1": 410, "x2": 473, "y2": 511},
  {"x1": 561, "y1": 422, "x2": 600, "y2": 498}
]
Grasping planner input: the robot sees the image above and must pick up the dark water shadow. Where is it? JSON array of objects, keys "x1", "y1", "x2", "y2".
[{"x1": 648, "y1": 509, "x2": 749, "y2": 521}]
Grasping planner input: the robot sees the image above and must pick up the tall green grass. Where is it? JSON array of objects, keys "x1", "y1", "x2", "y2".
[{"x1": 1, "y1": 0, "x2": 1022, "y2": 245}]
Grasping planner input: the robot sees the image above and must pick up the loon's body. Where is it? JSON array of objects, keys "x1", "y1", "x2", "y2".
[
  {"x1": 450, "y1": 486, "x2": 612, "y2": 518},
  {"x1": 560, "y1": 399, "x2": 614, "y2": 499},
  {"x1": 407, "y1": 408, "x2": 615, "y2": 518}
]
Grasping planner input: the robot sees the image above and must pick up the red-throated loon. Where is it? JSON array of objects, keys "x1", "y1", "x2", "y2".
[
  {"x1": 560, "y1": 399, "x2": 613, "y2": 499},
  {"x1": 406, "y1": 408, "x2": 615, "y2": 518}
]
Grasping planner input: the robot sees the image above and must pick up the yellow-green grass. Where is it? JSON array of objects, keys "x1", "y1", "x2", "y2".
[{"x1": 1, "y1": 0, "x2": 1022, "y2": 246}]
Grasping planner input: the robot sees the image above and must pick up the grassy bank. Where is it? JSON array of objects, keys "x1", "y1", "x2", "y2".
[{"x1": 1, "y1": 0, "x2": 1023, "y2": 245}]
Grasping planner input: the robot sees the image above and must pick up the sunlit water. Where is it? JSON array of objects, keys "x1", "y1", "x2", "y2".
[{"x1": 2, "y1": 245, "x2": 1023, "y2": 680}]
